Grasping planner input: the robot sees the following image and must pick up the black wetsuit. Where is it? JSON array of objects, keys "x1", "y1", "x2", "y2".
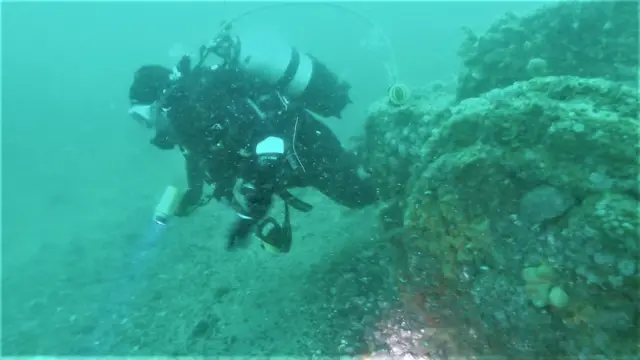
[{"x1": 154, "y1": 65, "x2": 377, "y2": 245}]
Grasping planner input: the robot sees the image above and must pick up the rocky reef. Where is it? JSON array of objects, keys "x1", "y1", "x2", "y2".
[
  {"x1": 456, "y1": 1, "x2": 638, "y2": 101},
  {"x1": 361, "y1": 1, "x2": 639, "y2": 359},
  {"x1": 362, "y1": 82, "x2": 455, "y2": 202}
]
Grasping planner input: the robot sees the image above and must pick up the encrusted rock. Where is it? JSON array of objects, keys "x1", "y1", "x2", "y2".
[
  {"x1": 364, "y1": 75, "x2": 639, "y2": 358},
  {"x1": 455, "y1": 1, "x2": 638, "y2": 100},
  {"x1": 360, "y1": 82, "x2": 455, "y2": 202}
]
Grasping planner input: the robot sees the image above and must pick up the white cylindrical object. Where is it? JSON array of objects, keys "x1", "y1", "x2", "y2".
[
  {"x1": 286, "y1": 53, "x2": 313, "y2": 98},
  {"x1": 154, "y1": 186, "x2": 180, "y2": 224},
  {"x1": 236, "y1": 32, "x2": 296, "y2": 86}
]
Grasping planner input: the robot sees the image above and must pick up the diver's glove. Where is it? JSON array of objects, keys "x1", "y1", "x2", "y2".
[
  {"x1": 150, "y1": 133, "x2": 175, "y2": 150},
  {"x1": 174, "y1": 188, "x2": 202, "y2": 217},
  {"x1": 225, "y1": 182, "x2": 273, "y2": 250},
  {"x1": 226, "y1": 216, "x2": 255, "y2": 250},
  {"x1": 212, "y1": 177, "x2": 235, "y2": 203}
]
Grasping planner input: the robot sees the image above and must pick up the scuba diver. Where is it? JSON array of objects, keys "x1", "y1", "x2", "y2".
[{"x1": 127, "y1": 28, "x2": 378, "y2": 253}]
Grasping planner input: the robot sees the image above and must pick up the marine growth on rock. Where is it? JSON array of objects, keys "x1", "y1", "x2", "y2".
[{"x1": 362, "y1": 2, "x2": 639, "y2": 358}]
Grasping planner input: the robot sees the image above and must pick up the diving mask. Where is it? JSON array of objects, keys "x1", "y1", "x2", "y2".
[
  {"x1": 129, "y1": 102, "x2": 157, "y2": 128},
  {"x1": 128, "y1": 101, "x2": 170, "y2": 131}
]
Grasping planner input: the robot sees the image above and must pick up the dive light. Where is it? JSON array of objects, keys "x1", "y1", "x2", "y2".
[{"x1": 153, "y1": 185, "x2": 181, "y2": 225}]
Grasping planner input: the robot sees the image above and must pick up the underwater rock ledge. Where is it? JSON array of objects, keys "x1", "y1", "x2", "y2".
[{"x1": 363, "y1": 74, "x2": 639, "y2": 358}]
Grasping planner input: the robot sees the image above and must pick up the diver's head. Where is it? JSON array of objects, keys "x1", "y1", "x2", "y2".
[{"x1": 128, "y1": 65, "x2": 172, "y2": 128}]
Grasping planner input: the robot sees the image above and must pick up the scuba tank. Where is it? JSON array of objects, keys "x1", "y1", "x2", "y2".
[
  {"x1": 172, "y1": 3, "x2": 403, "y2": 119},
  {"x1": 208, "y1": 29, "x2": 352, "y2": 119}
]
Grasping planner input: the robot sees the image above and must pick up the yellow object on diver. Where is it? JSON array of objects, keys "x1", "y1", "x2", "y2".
[
  {"x1": 153, "y1": 186, "x2": 182, "y2": 225},
  {"x1": 388, "y1": 83, "x2": 411, "y2": 106},
  {"x1": 261, "y1": 241, "x2": 282, "y2": 254}
]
